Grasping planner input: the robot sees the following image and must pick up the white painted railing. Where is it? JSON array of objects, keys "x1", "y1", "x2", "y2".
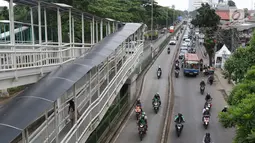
[
  {"x1": 61, "y1": 43, "x2": 143, "y2": 143},
  {"x1": 0, "y1": 43, "x2": 93, "y2": 72}
]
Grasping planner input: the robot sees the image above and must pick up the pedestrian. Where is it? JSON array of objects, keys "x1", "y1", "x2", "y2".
[{"x1": 68, "y1": 100, "x2": 80, "y2": 126}]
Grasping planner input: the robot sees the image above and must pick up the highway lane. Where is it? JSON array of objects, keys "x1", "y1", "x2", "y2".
[
  {"x1": 113, "y1": 32, "x2": 181, "y2": 143},
  {"x1": 168, "y1": 39, "x2": 235, "y2": 143}
]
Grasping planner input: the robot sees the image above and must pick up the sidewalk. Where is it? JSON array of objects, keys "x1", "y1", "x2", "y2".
[{"x1": 197, "y1": 41, "x2": 234, "y2": 96}]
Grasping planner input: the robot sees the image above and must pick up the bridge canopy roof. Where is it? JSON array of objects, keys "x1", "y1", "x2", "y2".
[{"x1": 0, "y1": 23, "x2": 143, "y2": 143}]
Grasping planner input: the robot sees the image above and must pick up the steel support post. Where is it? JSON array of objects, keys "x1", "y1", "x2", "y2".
[
  {"x1": 57, "y1": 8, "x2": 63, "y2": 63},
  {"x1": 38, "y1": 1, "x2": 42, "y2": 44},
  {"x1": 100, "y1": 20, "x2": 103, "y2": 40},
  {"x1": 73, "y1": 85, "x2": 78, "y2": 141},
  {"x1": 92, "y1": 17, "x2": 95, "y2": 44},
  {"x1": 108, "y1": 22, "x2": 111, "y2": 35},
  {"x1": 9, "y1": 0, "x2": 16, "y2": 69},
  {"x1": 89, "y1": 71, "x2": 92, "y2": 120},
  {"x1": 30, "y1": 7, "x2": 36, "y2": 68},
  {"x1": 72, "y1": 16, "x2": 75, "y2": 58},
  {"x1": 54, "y1": 102, "x2": 59, "y2": 143},
  {"x1": 69, "y1": 9, "x2": 72, "y2": 46},
  {"x1": 96, "y1": 21, "x2": 98, "y2": 43},
  {"x1": 44, "y1": 9, "x2": 49, "y2": 65},
  {"x1": 45, "y1": 112, "x2": 49, "y2": 142},
  {"x1": 90, "y1": 22, "x2": 93, "y2": 46},
  {"x1": 38, "y1": 1, "x2": 43, "y2": 74},
  {"x1": 81, "y1": 14, "x2": 85, "y2": 52}
]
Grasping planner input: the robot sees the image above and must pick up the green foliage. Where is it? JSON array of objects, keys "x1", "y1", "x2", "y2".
[
  {"x1": 191, "y1": 3, "x2": 220, "y2": 66},
  {"x1": 219, "y1": 67, "x2": 255, "y2": 143},
  {"x1": 228, "y1": 0, "x2": 236, "y2": 7},
  {"x1": 0, "y1": 0, "x2": 183, "y2": 42}
]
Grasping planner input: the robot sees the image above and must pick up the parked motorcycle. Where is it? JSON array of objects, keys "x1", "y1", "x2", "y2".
[
  {"x1": 200, "y1": 86, "x2": 205, "y2": 95},
  {"x1": 138, "y1": 124, "x2": 146, "y2": 141},
  {"x1": 175, "y1": 123, "x2": 183, "y2": 137},
  {"x1": 153, "y1": 101, "x2": 160, "y2": 113},
  {"x1": 175, "y1": 70, "x2": 179, "y2": 78},
  {"x1": 203, "y1": 116, "x2": 210, "y2": 129}
]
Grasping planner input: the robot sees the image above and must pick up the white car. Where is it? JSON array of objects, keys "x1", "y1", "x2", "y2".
[
  {"x1": 169, "y1": 39, "x2": 176, "y2": 45},
  {"x1": 181, "y1": 42, "x2": 188, "y2": 47}
]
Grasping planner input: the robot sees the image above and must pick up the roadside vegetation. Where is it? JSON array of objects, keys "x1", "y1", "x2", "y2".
[{"x1": 191, "y1": 2, "x2": 255, "y2": 142}]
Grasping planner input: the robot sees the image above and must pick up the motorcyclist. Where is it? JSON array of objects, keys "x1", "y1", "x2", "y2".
[
  {"x1": 203, "y1": 133, "x2": 212, "y2": 143},
  {"x1": 175, "y1": 64, "x2": 180, "y2": 71},
  {"x1": 138, "y1": 112, "x2": 148, "y2": 130},
  {"x1": 136, "y1": 99, "x2": 141, "y2": 107},
  {"x1": 174, "y1": 113, "x2": 185, "y2": 123},
  {"x1": 205, "y1": 93, "x2": 212, "y2": 101},
  {"x1": 208, "y1": 75, "x2": 214, "y2": 84},
  {"x1": 222, "y1": 106, "x2": 228, "y2": 112},
  {"x1": 152, "y1": 92, "x2": 161, "y2": 106},
  {"x1": 158, "y1": 66, "x2": 162, "y2": 72},
  {"x1": 175, "y1": 59, "x2": 179, "y2": 65},
  {"x1": 202, "y1": 107, "x2": 210, "y2": 121},
  {"x1": 200, "y1": 79, "x2": 206, "y2": 87}
]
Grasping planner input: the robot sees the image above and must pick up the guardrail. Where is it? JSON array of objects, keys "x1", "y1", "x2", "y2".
[{"x1": 61, "y1": 43, "x2": 143, "y2": 143}]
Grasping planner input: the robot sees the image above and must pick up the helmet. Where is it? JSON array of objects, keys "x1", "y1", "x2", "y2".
[
  {"x1": 206, "y1": 133, "x2": 210, "y2": 136},
  {"x1": 137, "y1": 98, "x2": 140, "y2": 101},
  {"x1": 178, "y1": 113, "x2": 182, "y2": 116},
  {"x1": 224, "y1": 105, "x2": 228, "y2": 108},
  {"x1": 156, "y1": 92, "x2": 159, "y2": 95},
  {"x1": 202, "y1": 79, "x2": 204, "y2": 82},
  {"x1": 158, "y1": 66, "x2": 161, "y2": 69},
  {"x1": 206, "y1": 93, "x2": 210, "y2": 96},
  {"x1": 206, "y1": 107, "x2": 209, "y2": 110}
]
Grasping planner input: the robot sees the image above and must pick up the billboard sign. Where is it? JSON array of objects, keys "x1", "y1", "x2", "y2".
[{"x1": 229, "y1": 9, "x2": 245, "y2": 22}]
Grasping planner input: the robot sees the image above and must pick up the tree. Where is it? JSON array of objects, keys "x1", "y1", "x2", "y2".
[
  {"x1": 224, "y1": 31, "x2": 255, "y2": 83},
  {"x1": 191, "y1": 3, "x2": 220, "y2": 66},
  {"x1": 228, "y1": 0, "x2": 236, "y2": 7},
  {"x1": 219, "y1": 67, "x2": 255, "y2": 143}
]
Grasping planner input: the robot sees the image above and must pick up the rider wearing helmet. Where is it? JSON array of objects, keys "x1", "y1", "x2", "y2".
[
  {"x1": 158, "y1": 66, "x2": 162, "y2": 72},
  {"x1": 203, "y1": 133, "x2": 211, "y2": 143},
  {"x1": 222, "y1": 106, "x2": 228, "y2": 112},
  {"x1": 205, "y1": 93, "x2": 212, "y2": 101},
  {"x1": 152, "y1": 92, "x2": 161, "y2": 106},
  {"x1": 136, "y1": 99, "x2": 141, "y2": 107},
  {"x1": 174, "y1": 113, "x2": 185, "y2": 123},
  {"x1": 202, "y1": 107, "x2": 210, "y2": 121},
  {"x1": 138, "y1": 111, "x2": 148, "y2": 130},
  {"x1": 200, "y1": 79, "x2": 206, "y2": 87}
]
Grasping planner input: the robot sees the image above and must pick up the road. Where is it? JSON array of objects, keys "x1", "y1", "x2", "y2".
[
  {"x1": 113, "y1": 31, "x2": 180, "y2": 143},
  {"x1": 168, "y1": 37, "x2": 235, "y2": 143}
]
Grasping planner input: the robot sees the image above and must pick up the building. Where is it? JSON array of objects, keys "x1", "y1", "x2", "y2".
[{"x1": 190, "y1": 0, "x2": 212, "y2": 11}]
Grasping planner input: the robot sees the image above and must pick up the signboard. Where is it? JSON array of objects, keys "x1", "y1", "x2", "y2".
[{"x1": 229, "y1": 9, "x2": 245, "y2": 22}]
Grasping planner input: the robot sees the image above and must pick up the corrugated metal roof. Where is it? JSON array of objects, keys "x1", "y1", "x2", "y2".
[{"x1": 0, "y1": 23, "x2": 143, "y2": 143}]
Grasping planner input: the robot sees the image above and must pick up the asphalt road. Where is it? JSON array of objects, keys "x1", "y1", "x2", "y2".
[
  {"x1": 168, "y1": 38, "x2": 235, "y2": 143},
  {"x1": 113, "y1": 31, "x2": 181, "y2": 143}
]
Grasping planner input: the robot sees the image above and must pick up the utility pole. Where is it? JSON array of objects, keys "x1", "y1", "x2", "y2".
[{"x1": 150, "y1": 0, "x2": 154, "y2": 57}]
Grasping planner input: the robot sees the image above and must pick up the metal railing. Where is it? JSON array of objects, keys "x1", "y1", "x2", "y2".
[
  {"x1": 61, "y1": 43, "x2": 143, "y2": 143},
  {"x1": 0, "y1": 43, "x2": 93, "y2": 72}
]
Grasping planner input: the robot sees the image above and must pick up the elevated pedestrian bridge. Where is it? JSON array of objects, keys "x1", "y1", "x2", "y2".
[
  {"x1": 0, "y1": 0, "x2": 122, "y2": 90},
  {"x1": 0, "y1": 22, "x2": 146, "y2": 143}
]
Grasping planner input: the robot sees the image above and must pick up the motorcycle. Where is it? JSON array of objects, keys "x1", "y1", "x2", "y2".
[
  {"x1": 153, "y1": 101, "x2": 159, "y2": 113},
  {"x1": 203, "y1": 116, "x2": 210, "y2": 129},
  {"x1": 167, "y1": 48, "x2": 170, "y2": 54},
  {"x1": 138, "y1": 124, "x2": 146, "y2": 141},
  {"x1": 175, "y1": 123, "x2": 183, "y2": 137},
  {"x1": 135, "y1": 106, "x2": 142, "y2": 120},
  {"x1": 200, "y1": 86, "x2": 205, "y2": 95},
  {"x1": 157, "y1": 70, "x2": 161, "y2": 79},
  {"x1": 175, "y1": 70, "x2": 179, "y2": 78}
]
